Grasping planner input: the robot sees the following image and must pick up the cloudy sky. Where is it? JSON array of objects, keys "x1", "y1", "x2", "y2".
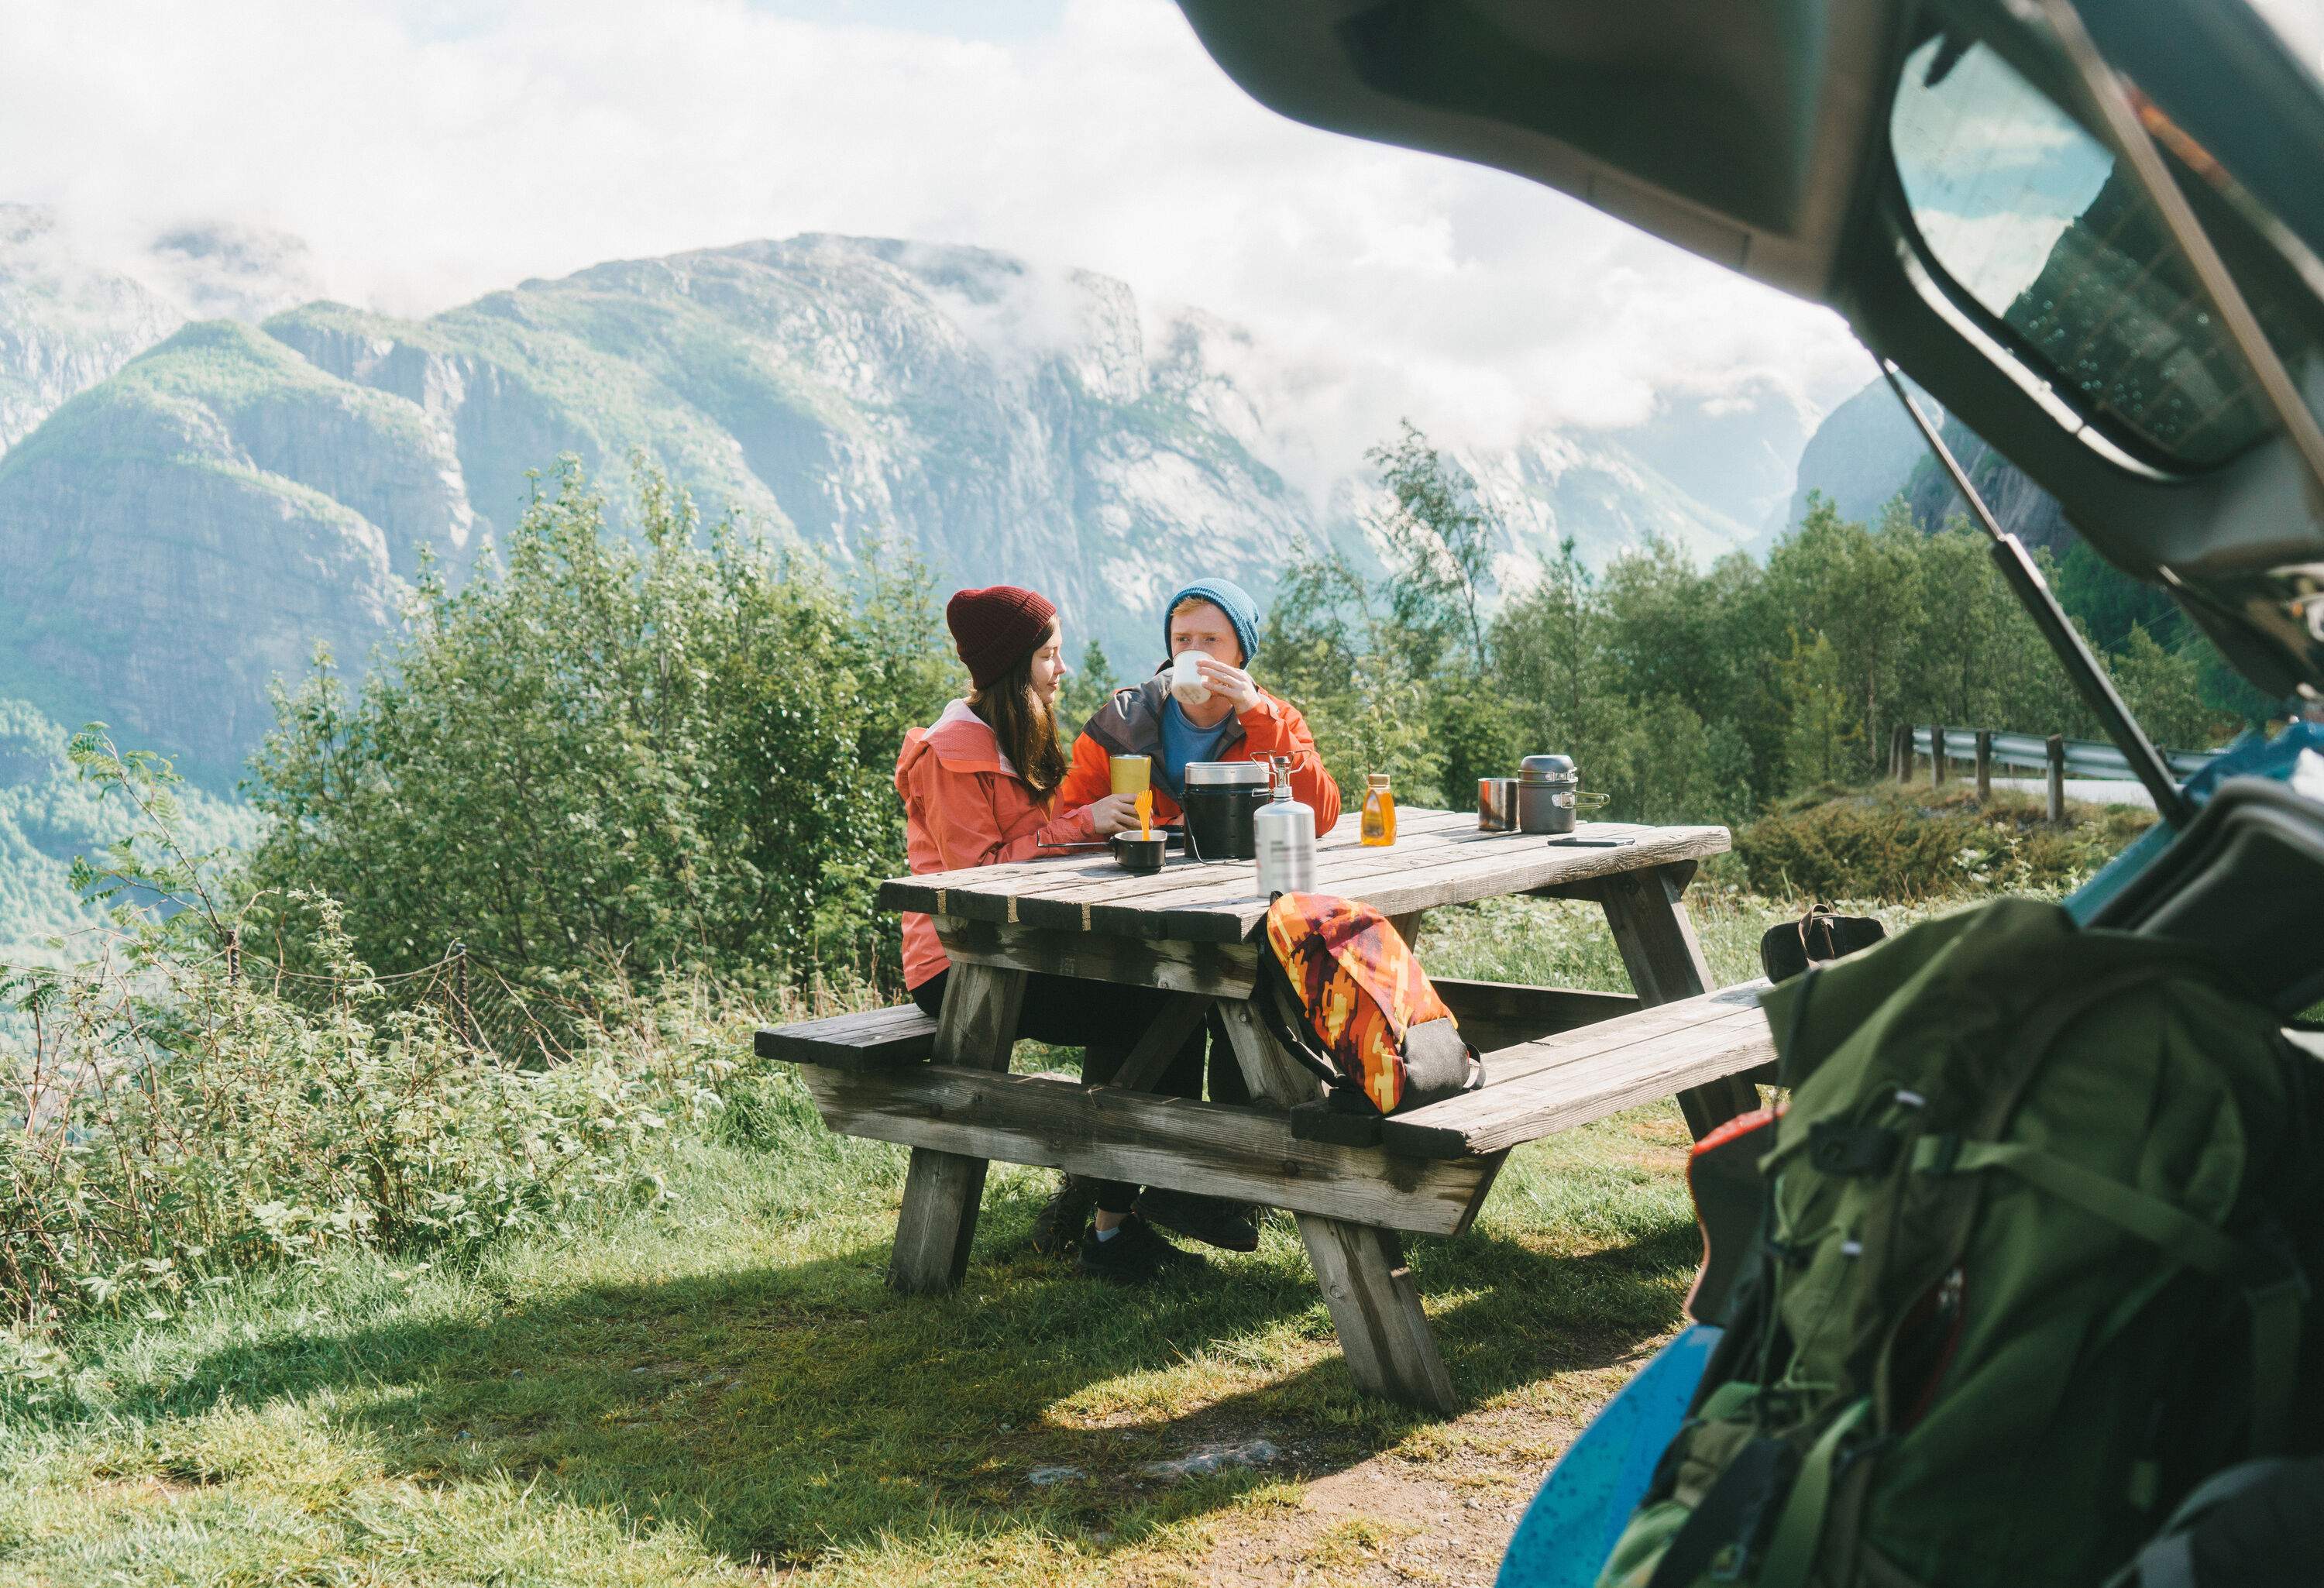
[{"x1": 7, "y1": 0, "x2": 1879, "y2": 467}]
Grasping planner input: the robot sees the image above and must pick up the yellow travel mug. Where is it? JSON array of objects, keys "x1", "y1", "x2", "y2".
[{"x1": 1110, "y1": 754, "x2": 1153, "y2": 797}]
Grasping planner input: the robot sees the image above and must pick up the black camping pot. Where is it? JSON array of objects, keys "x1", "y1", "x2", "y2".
[
  {"x1": 1112, "y1": 832, "x2": 1167, "y2": 874},
  {"x1": 1180, "y1": 759, "x2": 1270, "y2": 860},
  {"x1": 1518, "y1": 754, "x2": 1581, "y2": 835}
]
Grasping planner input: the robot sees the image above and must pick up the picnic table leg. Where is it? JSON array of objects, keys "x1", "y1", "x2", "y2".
[
  {"x1": 888, "y1": 963, "x2": 1026, "y2": 1294},
  {"x1": 1216, "y1": 1001, "x2": 1459, "y2": 1414},
  {"x1": 1596, "y1": 863, "x2": 1758, "y2": 1140}
]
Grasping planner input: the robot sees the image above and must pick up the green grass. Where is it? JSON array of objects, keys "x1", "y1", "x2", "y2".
[{"x1": 0, "y1": 889, "x2": 1963, "y2": 1586}]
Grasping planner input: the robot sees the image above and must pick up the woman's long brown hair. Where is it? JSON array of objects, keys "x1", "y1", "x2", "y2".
[{"x1": 969, "y1": 621, "x2": 1069, "y2": 798}]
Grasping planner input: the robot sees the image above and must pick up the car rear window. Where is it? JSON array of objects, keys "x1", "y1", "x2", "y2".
[{"x1": 1891, "y1": 33, "x2": 2324, "y2": 469}]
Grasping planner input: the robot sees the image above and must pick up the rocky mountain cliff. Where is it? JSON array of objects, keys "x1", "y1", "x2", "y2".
[
  {"x1": 1899, "y1": 415, "x2": 2070, "y2": 551},
  {"x1": 1782, "y1": 374, "x2": 1933, "y2": 533},
  {"x1": 0, "y1": 226, "x2": 1782, "y2": 785},
  {"x1": 1788, "y1": 372, "x2": 2068, "y2": 551}
]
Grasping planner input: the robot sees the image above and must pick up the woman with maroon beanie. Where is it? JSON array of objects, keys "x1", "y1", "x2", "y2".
[{"x1": 895, "y1": 585, "x2": 1213, "y2": 1284}]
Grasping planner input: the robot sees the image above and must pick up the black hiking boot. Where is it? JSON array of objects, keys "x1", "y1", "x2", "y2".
[
  {"x1": 1135, "y1": 1187, "x2": 1260, "y2": 1253},
  {"x1": 1074, "y1": 1214, "x2": 1203, "y2": 1285},
  {"x1": 1030, "y1": 1174, "x2": 1099, "y2": 1258}
]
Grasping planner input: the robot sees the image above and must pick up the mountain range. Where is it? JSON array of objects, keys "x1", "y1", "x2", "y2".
[{"x1": 1, "y1": 208, "x2": 2009, "y2": 791}]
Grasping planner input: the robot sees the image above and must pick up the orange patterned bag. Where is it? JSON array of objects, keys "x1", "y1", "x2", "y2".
[{"x1": 1260, "y1": 893, "x2": 1482, "y2": 1116}]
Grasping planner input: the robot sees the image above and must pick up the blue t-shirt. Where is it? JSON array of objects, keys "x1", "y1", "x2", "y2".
[{"x1": 1157, "y1": 697, "x2": 1236, "y2": 798}]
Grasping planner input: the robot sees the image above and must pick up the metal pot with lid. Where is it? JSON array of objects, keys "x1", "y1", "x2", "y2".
[
  {"x1": 1181, "y1": 758, "x2": 1272, "y2": 860},
  {"x1": 1517, "y1": 754, "x2": 1604, "y2": 834}
]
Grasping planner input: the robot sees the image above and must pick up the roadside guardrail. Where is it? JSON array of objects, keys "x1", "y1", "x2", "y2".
[{"x1": 1892, "y1": 724, "x2": 2219, "y2": 819}]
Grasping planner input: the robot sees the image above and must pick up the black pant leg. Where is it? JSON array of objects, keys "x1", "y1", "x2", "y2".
[{"x1": 909, "y1": 973, "x2": 947, "y2": 1018}]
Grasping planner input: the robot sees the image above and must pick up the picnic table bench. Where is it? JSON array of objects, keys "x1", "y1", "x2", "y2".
[{"x1": 756, "y1": 807, "x2": 1775, "y2": 1412}]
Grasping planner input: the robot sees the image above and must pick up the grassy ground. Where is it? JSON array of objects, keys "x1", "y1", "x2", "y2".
[{"x1": 0, "y1": 887, "x2": 1966, "y2": 1587}]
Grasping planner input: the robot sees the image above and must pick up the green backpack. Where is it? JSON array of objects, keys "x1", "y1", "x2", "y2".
[{"x1": 1598, "y1": 898, "x2": 2323, "y2": 1588}]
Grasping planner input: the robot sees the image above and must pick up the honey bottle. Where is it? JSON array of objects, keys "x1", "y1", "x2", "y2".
[{"x1": 1360, "y1": 772, "x2": 1397, "y2": 846}]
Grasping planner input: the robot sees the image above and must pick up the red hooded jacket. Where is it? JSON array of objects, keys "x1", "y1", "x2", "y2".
[{"x1": 893, "y1": 699, "x2": 1098, "y2": 992}]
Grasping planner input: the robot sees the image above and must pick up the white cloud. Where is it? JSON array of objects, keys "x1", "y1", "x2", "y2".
[{"x1": 0, "y1": 0, "x2": 1868, "y2": 479}]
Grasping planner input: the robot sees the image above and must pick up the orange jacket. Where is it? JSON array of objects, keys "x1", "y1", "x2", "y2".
[
  {"x1": 894, "y1": 699, "x2": 1098, "y2": 992},
  {"x1": 1057, "y1": 677, "x2": 1340, "y2": 835}
]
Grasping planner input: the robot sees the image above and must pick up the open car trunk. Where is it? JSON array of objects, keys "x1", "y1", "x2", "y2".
[{"x1": 1172, "y1": 0, "x2": 2324, "y2": 706}]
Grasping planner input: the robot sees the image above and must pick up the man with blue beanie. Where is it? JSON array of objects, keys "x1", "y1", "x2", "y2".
[
  {"x1": 1054, "y1": 577, "x2": 1339, "y2": 824},
  {"x1": 1037, "y1": 576, "x2": 1342, "y2": 1257}
]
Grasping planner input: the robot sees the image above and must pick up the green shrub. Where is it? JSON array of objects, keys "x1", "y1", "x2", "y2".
[
  {"x1": 0, "y1": 734, "x2": 735, "y2": 1327},
  {"x1": 1734, "y1": 783, "x2": 2154, "y2": 901},
  {"x1": 242, "y1": 456, "x2": 954, "y2": 995}
]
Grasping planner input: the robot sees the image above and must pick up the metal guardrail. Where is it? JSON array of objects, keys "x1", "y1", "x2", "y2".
[{"x1": 1910, "y1": 726, "x2": 2218, "y2": 782}]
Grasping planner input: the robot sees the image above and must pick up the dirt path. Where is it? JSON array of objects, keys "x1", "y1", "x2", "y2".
[{"x1": 1119, "y1": 1356, "x2": 1655, "y2": 1587}]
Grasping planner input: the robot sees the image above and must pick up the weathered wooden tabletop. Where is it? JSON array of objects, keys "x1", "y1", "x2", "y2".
[{"x1": 875, "y1": 807, "x2": 1731, "y2": 944}]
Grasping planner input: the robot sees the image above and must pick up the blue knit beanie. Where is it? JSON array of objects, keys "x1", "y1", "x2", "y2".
[{"x1": 1161, "y1": 577, "x2": 1260, "y2": 667}]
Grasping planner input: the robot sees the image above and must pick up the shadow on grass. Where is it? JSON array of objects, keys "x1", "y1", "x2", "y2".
[{"x1": 149, "y1": 1186, "x2": 1695, "y2": 1569}]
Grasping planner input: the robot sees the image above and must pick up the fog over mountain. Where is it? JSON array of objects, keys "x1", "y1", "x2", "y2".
[
  {"x1": 0, "y1": 205, "x2": 325, "y2": 451},
  {"x1": 0, "y1": 206, "x2": 178, "y2": 454}
]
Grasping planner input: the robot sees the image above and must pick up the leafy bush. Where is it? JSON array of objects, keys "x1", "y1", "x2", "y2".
[
  {"x1": 242, "y1": 457, "x2": 954, "y2": 995},
  {"x1": 0, "y1": 734, "x2": 731, "y2": 1327},
  {"x1": 1734, "y1": 783, "x2": 2155, "y2": 902}
]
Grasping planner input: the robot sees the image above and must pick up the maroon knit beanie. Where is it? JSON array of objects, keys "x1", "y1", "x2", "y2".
[{"x1": 946, "y1": 585, "x2": 1057, "y2": 690}]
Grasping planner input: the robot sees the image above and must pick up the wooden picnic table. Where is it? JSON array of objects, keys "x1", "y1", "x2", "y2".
[{"x1": 765, "y1": 807, "x2": 1770, "y2": 1412}]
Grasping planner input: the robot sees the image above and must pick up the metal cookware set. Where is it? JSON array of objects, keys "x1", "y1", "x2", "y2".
[
  {"x1": 1073, "y1": 751, "x2": 1611, "y2": 874},
  {"x1": 1478, "y1": 754, "x2": 1609, "y2": 834}
]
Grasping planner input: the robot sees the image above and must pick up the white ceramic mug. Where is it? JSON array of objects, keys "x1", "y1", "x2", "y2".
[{"x1": 1170, "y1": 651, "x2": 1212, "y2": 706}]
